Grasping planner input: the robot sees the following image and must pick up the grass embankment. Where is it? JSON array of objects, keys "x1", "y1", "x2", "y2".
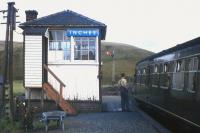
[
  {"x1": 0, "y1": 41, "x2": 23, "y2": 80},
  {"x1": 101, "y1": 42, "x2": 153, "y2": 85}
]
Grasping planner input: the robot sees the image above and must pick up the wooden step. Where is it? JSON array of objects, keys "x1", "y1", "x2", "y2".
[{"x1": 42, "y1": 83, "x2": 77, "y2": 115}]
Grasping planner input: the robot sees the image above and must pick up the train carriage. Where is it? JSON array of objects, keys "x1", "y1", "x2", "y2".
[{"x1": 134, "y1": 37, "x2": 200, "y2": 129}]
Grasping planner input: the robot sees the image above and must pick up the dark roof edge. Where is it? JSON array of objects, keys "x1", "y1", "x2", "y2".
[
  {"x1": 19, "y1": 24, "x2": 105, "y2": 28},
  {"x1": 19, "y1": 10, "x2": 106, "y2": 27},
  {"x1": 21, "y1": 25, "x2": 107, "y2": 40},
  {"x1": 69, "y1": 10, "x2": 106, "y2": 26}
]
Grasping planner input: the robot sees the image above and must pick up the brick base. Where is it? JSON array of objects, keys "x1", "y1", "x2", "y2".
[
  {"x1": 70, "y1": 101, "x2": 102, "y2": 113},
  {"x1": 26, "y1": 99, "x2": 102, "y2": 114}
]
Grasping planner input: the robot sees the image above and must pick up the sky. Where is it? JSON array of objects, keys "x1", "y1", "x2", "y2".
[{"x1": 1, "y1": 0, "x2": 200, "y2": 52}]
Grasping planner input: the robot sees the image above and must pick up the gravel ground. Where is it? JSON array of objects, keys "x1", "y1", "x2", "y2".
[
  {"x1": 32, "y1": 96, "x2": 170, "y2": 133},
  {"x1": 36, "y1": 111, "x2": 163, "y2": 133}
]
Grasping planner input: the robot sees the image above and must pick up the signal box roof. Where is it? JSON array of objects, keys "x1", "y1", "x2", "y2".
[{"x1": 19, "y1": 10, "x2": 107, "y2": 40}]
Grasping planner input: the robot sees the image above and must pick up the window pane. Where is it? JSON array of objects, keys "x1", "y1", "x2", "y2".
[
  {"x1": 62, "y1": 42, "x2": 71, "y2": 60},
  {"x1": 49, "y1": 31, "x2": 56, "y2": 40},
  {"x1": 81, "y1": 37, "x2": 88, "y2": 41},
  {"x1": 56, "y1": 31, "x2": 63, "y2": 41},
  {"x1": 75, "y1": 37, "x2": 81, "y2": 41},
  {"x1": 64, "y1": 36, "x2": 70, "y2": 41},
  {"x1": 143, "y1": 68, "x2": 146, "y2": 74},
  {"x1": 89, "y1": 37, "x2": 96, "y2": 41},
  {"x1": 89, "y1": 50, "x2": 95, "y2": 60},
  {"x1": 49, "y1": 31, "x2": 63, "y2": 41},
  {"x1": 193, "y1": 57, "x2": 198, "y2": 70},
  {"x1": 74, "y1": 41, "x2": 81, "y2": 51},
  {"x1": 169, "y1": 61, "x2": 175, "y2": 72},
  {"x1": 154, "y1": 65, "x2": 158, "y2": 73},
  {"x1": 89, "y1": 38, "x2": 96, "y2": 60},
  {"x1": 75, "y1": 50, "x2": 81, "y2": 60},
  {"x1": 160, "y1": 64, "x2": 163, "y2": 73},
  {"x1": 176, "y1": 61, "x2": 181, "y2": 72},
  {"x1": 81, "y1": 50, "x2": 88, "y2": 60},
  {"x1": 89, "y1": 41, "x2": 95, "y2": 50},
  {"x1": 74, "y1": 37, "x2": 96, "y2": 60},
  {"x1": 58, "y1": 42, "x2": 62, "y2": 50},
  {"x1": 164, "y1": 64, "x2": 168, "y2": 72},
  {"x1": 189, "y1": 58, "x2": 193, "y2": 70},
  {"x1": 82, "y1": 41, "x2": 88, "y2": 50},
  {"x1": 49, "y1": 42, "x2": 59, "y2": 50}
]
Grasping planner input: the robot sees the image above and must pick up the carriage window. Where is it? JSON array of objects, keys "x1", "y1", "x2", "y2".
[
  {"x1": 164, "y1": 64, "x2": 168, "y2": 72},
  {"x1": 189, "y1": 57, "x2": 199, "y2": 71},
  {"x1": 160, "y1": 64, "x2": 163, "y2": 73},
  {"x1": 154, "y1": 65, "x2": 158, "y2": 73},
  {"x1": 151, "y1": 66, "x2": 154, "y2": 73},
  {"x1": 181, "y1": 60, "x2": 185, "y2": 71},
  {"x1": 169, "y1": 61, "x2": 175, "y2": 72},
  {"x1": 193, "y1": 57, "x2": 198, "y2": 70},
  {"x1": 176, "y1": 61, "x2": 181, "y2": 72},
  {"x1": 138, "y1": 70, "x2": 141, "y2": 75},
  {"x1": 143, "y1": 69, "x2": 146, "y2": 74}
]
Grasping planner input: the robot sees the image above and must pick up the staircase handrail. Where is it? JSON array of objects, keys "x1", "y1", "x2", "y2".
[{"x1": 43, "y1": 64, "x2": 66, "y2": 87}]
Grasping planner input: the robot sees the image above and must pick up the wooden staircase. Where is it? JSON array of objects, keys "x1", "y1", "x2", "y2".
[{"x1": 43, "y1": 65, "x2": 77, "y2": 115}]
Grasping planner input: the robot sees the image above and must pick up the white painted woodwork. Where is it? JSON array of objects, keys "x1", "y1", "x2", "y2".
[
  {"x1": 24, "y1": 35, "x2": 42, "y2": 88},
  {"x1": 48, "y1": 64, "x2": 99, "y2": 101}
]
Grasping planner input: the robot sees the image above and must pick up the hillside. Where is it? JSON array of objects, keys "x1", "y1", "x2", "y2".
[
  {"x1": 0, "y1": 41, "x2": 23, "y2": 80},
  {"x1": 0, "y1": 41, "x2": 153, "y2": 84},
  {"x1": 101, "y1": 42, "x2": 153, "y2": 84}
]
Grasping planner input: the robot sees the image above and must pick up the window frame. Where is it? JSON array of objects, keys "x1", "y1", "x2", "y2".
[
  {"x1": 164, "y1": 63, "x2": 168, "y2": 73},
  {"x1": 176, "y1": 60, "x2": 182, "y2": 72},
  {"x1": 74, "y1": 37, "x2": 96, "y2": 61},
  {"x1": 48, "y1": 30, "x2": 98, "y2": 63},
  {"x1": 154, "y1": 65, "x2": 158, "y2": 73}
]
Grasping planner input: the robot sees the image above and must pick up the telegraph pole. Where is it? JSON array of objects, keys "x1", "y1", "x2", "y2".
[
  {"x1": 0, "y1": 2, "x2": 18, "y2": 122},
  {"x1": 111, "y1": 49, "x2": 115, "y2": 85}
]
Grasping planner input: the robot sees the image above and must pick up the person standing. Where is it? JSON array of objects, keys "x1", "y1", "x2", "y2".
[{"x1": 118, "y1": 73, "x2": 129, "y2": 111}]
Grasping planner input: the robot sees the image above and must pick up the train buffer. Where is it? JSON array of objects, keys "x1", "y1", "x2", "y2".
[{"x1": 41, "y1": 111, "x2": 66, "y2": 132}]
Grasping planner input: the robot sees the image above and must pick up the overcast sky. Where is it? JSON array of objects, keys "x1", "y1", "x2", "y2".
[{"x1": 1, "y1": 0, "x2": 200, "y2": 52}]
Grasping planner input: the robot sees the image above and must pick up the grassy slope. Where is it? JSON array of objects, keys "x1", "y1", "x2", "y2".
[
  {"x1": 0, "y1": 41, "x2": 23, "y2": 80},
  {"x1": 101, "y1": 42, "x2": 153, "y2": 84},
  {"x1": 0, "y1": 41, "x2": 153, "y2": 86}
]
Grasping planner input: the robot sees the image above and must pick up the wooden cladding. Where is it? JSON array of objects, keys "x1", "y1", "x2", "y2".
[{"x1": 24, "y1": 35, "x2": 42, "y2": 87}]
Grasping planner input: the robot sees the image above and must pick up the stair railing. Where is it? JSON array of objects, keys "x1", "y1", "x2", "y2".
[{"x1": 43, "y1": 64, "x2": 66, "y2": 99}]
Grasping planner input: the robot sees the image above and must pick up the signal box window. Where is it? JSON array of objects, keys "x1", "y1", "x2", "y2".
[
  {"x1": 49, "y1": 30, "x2": 71, "y2": 60},
  {"x1": 74, "y1": 37, "x2": 96, "y2": 60}
]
